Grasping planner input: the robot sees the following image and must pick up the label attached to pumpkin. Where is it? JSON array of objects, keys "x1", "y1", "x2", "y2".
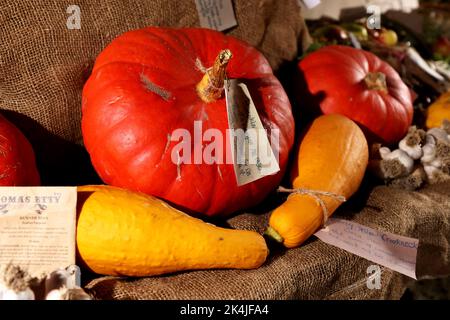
[
  {"x1": 194, "y1": 0, "x2": 237, "y2": 32},
  {"x1": 225, "y1": 79, "x2": 280, "y2": 186},
  {"x1": 0, "y1": 187, "x2": 77, "y2": 278},
  {"x1": 315, "y1": 218, "x2": 418, "y2": 279}
]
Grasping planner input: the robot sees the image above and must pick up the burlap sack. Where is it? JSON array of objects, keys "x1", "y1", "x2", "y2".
[
  {"x1": 0, "y1": 0, "x2": 309, "y2": 185},
  {"x1": 85, "y1": 181, "x2": 450, "y2": 300}
]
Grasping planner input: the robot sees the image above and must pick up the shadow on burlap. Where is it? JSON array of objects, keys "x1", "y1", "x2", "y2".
[{"x1": 85, "y1": 182, "x2": 450, "y2": 300}]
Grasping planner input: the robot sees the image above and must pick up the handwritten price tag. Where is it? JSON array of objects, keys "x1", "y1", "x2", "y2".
[
  {"x1": 225, "y1": 79, "x2": 280, "y2": 186},
  {"x1": 195, "y1": 0, "x2": 237, "y2": 31},
  {"x1": 315, "y1": 218, "x2": 419, "y2": 279}
]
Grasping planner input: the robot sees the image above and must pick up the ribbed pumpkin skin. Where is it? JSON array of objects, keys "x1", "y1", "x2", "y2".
[
  {"x1": 0, "y1": 114, "x2": 40, "y2": 186},
  {"x1": 269, "y1": 115, "x2": 368, "y2": 248},
  {"x1": 76, "y1": 185, "x2": 268, "y2": 277},
  {"x1": 81, "y1": 27, "x2": 294, "y2": 217},
  {"x1": 298, "y1": 45, "x2": 413, "y2": 144}
]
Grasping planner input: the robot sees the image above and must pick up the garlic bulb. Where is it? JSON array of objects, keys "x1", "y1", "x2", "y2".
[
  {"x1": 427, "y1": 128, "x2": 450, "y2": 144},
  {"x1": 379, "y1": 147, "x2": 391, "y2": 159},
  {"x1": 399, "y1": 138, "x2": 423, "y2": 160},
  {"x1": 424, "y1": 165, "x2": 439, "y2": 181},
  {"x1": 0, "y1": 285, "x2": 34, "y2": 300},
  {"x1": 429, "y1": 158, "x2": 443, "y2": 169},
  {"x1": 45, "y1": 269, "x2": 73, "y2": 293},
  {"x1": 0, "y1": 264, "x2": 35, "y2": 300},
  {"x1": 421, "y1": 135, "x2": 437, "y2": 164},
  {"x1": 46, "y1": 287, "x2": 91, "y2": 300}
]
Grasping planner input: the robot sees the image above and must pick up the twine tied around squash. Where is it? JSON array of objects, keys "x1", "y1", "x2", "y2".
[{"x1": 277, "y1": 186, "x2": 346, "y2": 227}]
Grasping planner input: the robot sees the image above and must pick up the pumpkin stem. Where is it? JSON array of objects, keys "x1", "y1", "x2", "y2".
[
  {"x1": 264, "y1": 226, "x2": 284, "y2": 244},
  {"x1": 196, "y1": 49, "x2": 232, "y2": 103},
  {"x1": 364, "y1": 72, "x2": 388, "y2": 93}
]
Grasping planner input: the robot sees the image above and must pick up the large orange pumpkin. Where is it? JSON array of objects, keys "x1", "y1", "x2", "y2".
[{"x1": 81, "y1": 27, "x2": 294, "y2": 217}]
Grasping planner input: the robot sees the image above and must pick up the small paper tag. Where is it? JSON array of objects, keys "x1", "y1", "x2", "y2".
[
  {"x1": 315, "y1": 218, "x2": 418, "y2": 279},
  {"x1": 225, "y1": 79, "x2": 280, "y2": 186},
  {"x1": 195, "y1": 0, "x2": 238, "y2": 31},
  {"x1": 298, "y1": 0, "x2": 321, "y2": 9},
  {"x1": 348, "y1": 32, "x2": 362, "y2": 49},
  {"x1": 0, "y1": 187, "x2": 77, "y2": 278}
]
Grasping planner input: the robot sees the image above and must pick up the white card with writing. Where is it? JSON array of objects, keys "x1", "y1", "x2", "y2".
[
  {"x1": 225, "y1": 79, "x2": 280, "y2": 186},
  {"x1": 315, "y1": 218, "x2": 418, "y2": 279},
  {"x1": 298, "y1": 0, "x2": 321, "y2": 9},
  {"x1": 195, "y1": 0, "x2": 238, "y2": 31},
  {"x1": 0, "y1": 187, "x2": 77, "y2": 278}
]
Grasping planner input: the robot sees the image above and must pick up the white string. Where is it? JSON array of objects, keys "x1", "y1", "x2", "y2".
[{"x1": 278, "y1": 186, "x2": 346, "y2": 227}]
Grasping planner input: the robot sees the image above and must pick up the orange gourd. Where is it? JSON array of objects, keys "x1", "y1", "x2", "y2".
[
  {"x1": 76, "y1": 185, "x2": 268, "y2": 276},
  {"x1": 426, "y1": 91, "x2": 450, "y2": 129},
  {"x1": 266, "y1": 114, "x2": 369, "y2": 248}
]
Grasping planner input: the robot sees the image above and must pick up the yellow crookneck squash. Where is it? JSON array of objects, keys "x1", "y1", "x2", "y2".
[
  {"x1": 266, "y1": 114, "x2": 369, "y2": 248},
  {"x1": 76, "y1": 185, "x2": 268, "y2": 277}
]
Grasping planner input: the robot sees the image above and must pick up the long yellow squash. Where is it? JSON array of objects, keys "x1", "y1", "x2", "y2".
[
  {"x1": 266, "y1": 114, "x2": 369, "y2": 248},
  {"x1": 76, "y1": 185, "x2": 268, "y2": 276}
]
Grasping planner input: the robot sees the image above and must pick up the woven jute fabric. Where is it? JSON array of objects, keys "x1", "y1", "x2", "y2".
[
  {"x1": 0, "y1": 0, "x2": 309, "y2": 184},
  {"x1": 85, "y1": 182, "x2": 450, "y2": 300}
]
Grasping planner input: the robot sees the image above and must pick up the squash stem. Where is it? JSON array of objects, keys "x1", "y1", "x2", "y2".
[
  {"x1": 264, "y1": 226, "x2": 284, "y2": 244},
  {"x1": 196, "y1": 49, "x2": 232, "y2": 103}
]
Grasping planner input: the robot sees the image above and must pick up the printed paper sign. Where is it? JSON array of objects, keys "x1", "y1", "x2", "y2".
[
  {"x1": 195, "y1": 0, "x2": 237, "y2": 31},
  {"x1": 0, "y1": 187, "x2": 77, "y2": 278},
  {"x1": 315, "y1": 218, "x2": 418, "y2": 279},
  {"x1": 225, "y1": 79, "x2": 280, "y2": 186}
]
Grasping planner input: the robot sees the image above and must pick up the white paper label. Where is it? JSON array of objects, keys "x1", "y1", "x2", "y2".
[
  {"x1": 0, "y1": 187, "x2": 77, "y2": 278},
  {"x1": 315, "y1": 218, "x2": 418, "y2": 279},
  {"x1": 225, "y1": 79, "x2": 280, "y2": 186},
  {"x1": 195, "y1": 0, "x2": 237, "y2": 31},
  {"x1": 298, "y1": 0, "x2": 321, "y2": 9}
]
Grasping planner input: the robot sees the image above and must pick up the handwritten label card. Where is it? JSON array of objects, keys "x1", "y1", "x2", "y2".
[
  {"x1": 225, "y1": 79, "x2": 280, "y2": 186},
  {"x1": 0, "y1": 187, "x2": 77, "y2": 278},
  {"x1": 195, "y1": 0, "x2": 237, "y2": 31},
  {"x1": 315, "y1": 218, "x2": 419, "y2": 279}
]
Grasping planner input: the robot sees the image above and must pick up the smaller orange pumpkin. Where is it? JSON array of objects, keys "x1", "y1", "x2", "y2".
[{"x1": 0, "y1": 114, "x2": 40, "y2": 186}]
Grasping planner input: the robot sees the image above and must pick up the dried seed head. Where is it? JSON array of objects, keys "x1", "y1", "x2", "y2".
[
  {"x1": 380, "y1": 159, "x2": 409, "y2": 179},
  {"x1": 425, "y1": 165, "x2": 450, "y2": 184},
  {"x1": 0, "y1": 263, "x2": 32, "y2": 292},
  {"x1": 441, "y1": 158, "x2": 450, "y2": 175},
  {"x1": 389, "y1": 167, "x2": 426, "y2": 191},
  {"x1": 436, "y1": 141, "x2": 450, "y2": 159}
]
